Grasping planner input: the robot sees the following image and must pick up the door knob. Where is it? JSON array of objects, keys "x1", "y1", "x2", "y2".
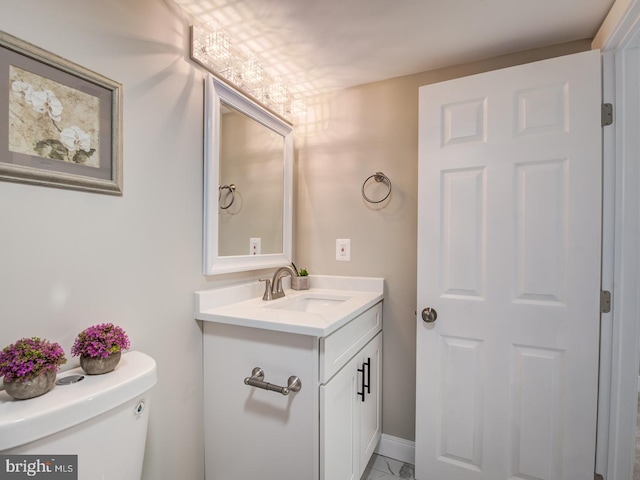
[{"x1": 421, "y1": 307, "x2": 437, "y2": 323}]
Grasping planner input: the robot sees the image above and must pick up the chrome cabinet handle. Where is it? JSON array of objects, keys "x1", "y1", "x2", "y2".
[{"x1": 421, "y1": 307, "x2": 437, "y2": 323}]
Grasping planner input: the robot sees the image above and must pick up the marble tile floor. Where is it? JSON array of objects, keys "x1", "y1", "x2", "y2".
[
  {"x1": 635, "y1": 393, "x2": 640, "y2": 480},
  {"x1": 365, "y1": 398, "x2": 640, "y2": 480},
  {"x1": 361, "y1": 454, "x2": 415, "y2": 480}
]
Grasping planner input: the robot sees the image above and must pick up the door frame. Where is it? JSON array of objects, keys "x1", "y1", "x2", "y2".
[{"x1": 593, "y1": 1, "x2": 640, "y2": 477}]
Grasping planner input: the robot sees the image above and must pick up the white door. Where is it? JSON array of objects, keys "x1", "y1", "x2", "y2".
[{"x1": 415, "y1": 50, "x2": 602, "y2": 480}]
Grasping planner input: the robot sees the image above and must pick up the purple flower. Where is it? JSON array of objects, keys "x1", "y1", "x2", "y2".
[
  {"x1": 0, "y1": 337, "x2": 67, "y2": 382},
  {"x1": 71, "y1": 323, "x2": 130, "y2": 359}
]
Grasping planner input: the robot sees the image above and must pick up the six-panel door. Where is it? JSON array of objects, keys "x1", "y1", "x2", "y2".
[{"x1": 416, "y1": 50, "x2": 602, "y2": 480}]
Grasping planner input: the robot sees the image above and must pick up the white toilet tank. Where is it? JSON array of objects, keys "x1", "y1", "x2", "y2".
[{"x1": 0, "y1": 351, "x2": 157, "y2": 480}]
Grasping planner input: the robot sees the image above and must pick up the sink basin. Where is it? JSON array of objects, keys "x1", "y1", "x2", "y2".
[{"x1": 266, "y1": 294, "x2": 351, "y2": 313}]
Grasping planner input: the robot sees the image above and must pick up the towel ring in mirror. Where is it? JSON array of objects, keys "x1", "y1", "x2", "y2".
[
  {"x1": 218, "y1": 184, "x2": 236, "y2": 209},
  {"x1": 361, "y1": 172, "x2": 392, "y2": 203}
]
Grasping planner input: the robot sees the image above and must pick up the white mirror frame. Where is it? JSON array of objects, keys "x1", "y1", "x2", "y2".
[{"x1": 203, "y1": 74, "x2": 293, "y2": 275}]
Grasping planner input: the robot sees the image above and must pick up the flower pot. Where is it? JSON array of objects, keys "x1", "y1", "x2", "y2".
[
  {"x1": 3, "y1": 370, "x2": 56, "y2": 400},
  {"x1": 80, "y1": 351, "x2": 121, "y2": 375},
  {"x1": 291, "y1": 275, "x2": 310, "y2": 290}
]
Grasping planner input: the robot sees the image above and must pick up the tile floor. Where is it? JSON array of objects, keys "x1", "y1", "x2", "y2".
[
  {"x1": 366, "y1": 399, "x2": 640, "y2": 480},
  {"x1": 635, "y1": 393, "x2": 640, "y2": 480},
  {"x1": 361, "y1": 454, "x2": 415, "y2": 480}
]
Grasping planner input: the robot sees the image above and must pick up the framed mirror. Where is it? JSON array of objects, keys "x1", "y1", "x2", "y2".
[{"x1": 203, "y1": 74, "x2": 293, "y2": 275}]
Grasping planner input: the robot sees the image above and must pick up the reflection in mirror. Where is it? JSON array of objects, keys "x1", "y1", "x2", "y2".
[
  {"x1": 218, "y1": 102, "x2": 284, "y2": 256},
  {"x1": 203, "y1": 74, "x2": 293, "y2": 275}
]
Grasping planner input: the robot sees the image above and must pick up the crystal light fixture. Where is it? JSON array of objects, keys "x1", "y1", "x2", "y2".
[
  {"x1": 203, "y1": 31, "x2": 230, "y2": 64},
  {"x1": 268, "y1": 77, "x2": 288, "y2": 105},
  {"x1": 289, "y1": 94, "x2": 307, "y2": 117},
  {"x1": 240, "y1": 55, "x2": 263, "y2": 87},
  {"x1": 190, "y1": 24, "x2": 305, "y2": 122}
]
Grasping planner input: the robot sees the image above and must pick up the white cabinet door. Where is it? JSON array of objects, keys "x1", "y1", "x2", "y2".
[
  {"x1": 321, "y1": 333, "x2": 382, "y2": 480},
  {"x1": 416, "y1": 50, "x2": 602, "y2": 480},
  {"x1": 359, "y1": 332, "x2": 382, "y2": 471},
  {"x1": 321, "y1": 354, "x2": 359, "y2": 480}
]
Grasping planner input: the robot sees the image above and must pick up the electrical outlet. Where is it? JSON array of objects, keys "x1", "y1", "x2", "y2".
[
  {"x1": 250, "y1": 238, "x2": 261, "y2": 255},
  {"x1": 336, "y1": 239, "x2": 351, "y2": 261}
]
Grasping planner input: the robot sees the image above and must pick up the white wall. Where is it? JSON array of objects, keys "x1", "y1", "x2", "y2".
[{"x1": 0, "y1": 1, "x2": 261, "y2": 478}]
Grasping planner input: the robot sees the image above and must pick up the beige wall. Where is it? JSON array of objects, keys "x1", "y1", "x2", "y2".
[
  {"x1": 294, "y1": 38, "x2": 592, "y2": 441},
  {"x1": 219, "y1": 109, "x2": 284, "y2": 256}
]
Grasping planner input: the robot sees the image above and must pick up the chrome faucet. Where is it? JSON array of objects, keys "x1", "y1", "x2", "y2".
[{"x1": 260, "y1": 265, "x2": 297, "y2": 301}]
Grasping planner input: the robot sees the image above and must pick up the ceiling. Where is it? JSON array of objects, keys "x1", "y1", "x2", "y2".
[{"x1": 175, "y1": 0, "x2": 615, "y2": 96}]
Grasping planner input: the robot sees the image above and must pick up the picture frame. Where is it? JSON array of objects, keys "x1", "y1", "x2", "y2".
[{"x1": 0, "y1": 30, "x2": 122, "y2": 195}]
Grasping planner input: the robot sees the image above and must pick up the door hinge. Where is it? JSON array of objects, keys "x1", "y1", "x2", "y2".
[
  {"x1": 602, "y1": 103, "x2": 613, "y2": 126},
  {"x1": 600, "y1": 290, "x2": 611, "y2": 313},
  {"x1": 594, "y1": 473, "x2": 604, "y2": 480}
]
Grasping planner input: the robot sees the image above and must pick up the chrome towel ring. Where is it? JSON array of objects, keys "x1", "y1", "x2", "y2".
[
  {"x1": 218, "y1": 184, "x2": 236, "y2": 209},
  {"x1": 361, "y1": 172, "x2": 392, "y2": 204}
]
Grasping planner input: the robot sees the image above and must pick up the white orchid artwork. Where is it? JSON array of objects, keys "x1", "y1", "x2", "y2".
[{"x1": 8, "y1": 65, "x2": 100, "y2": 167}]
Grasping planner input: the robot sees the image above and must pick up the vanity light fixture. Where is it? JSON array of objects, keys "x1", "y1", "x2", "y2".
[
  {"x1": 190, "y1": 23, "x2": 306, "y2": 122},
  {"x1": 203, "y1": 30, "x2": 230, "y2": 65},
  {"x1": 289, "y1": 94, "x2": 307, "y2": 117}
]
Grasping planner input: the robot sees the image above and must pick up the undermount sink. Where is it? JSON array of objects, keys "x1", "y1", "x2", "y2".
[{"x1": 265, "y1": 294, "x2": 352, "y2": 313}]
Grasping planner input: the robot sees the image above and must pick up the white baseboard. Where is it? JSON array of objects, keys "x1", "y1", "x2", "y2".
[{"x1": 375, "y1": 434, "x2": 415, "y2": 466}]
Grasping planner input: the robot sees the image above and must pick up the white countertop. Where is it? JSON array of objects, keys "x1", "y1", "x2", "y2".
[{"x1": 194, "y1": 275, "x2": 384, "y2": 337}]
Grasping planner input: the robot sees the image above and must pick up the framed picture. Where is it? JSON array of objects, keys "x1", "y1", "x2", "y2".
[{"x1": 0, "y1": 30, "x2": 122, "y2": 195}]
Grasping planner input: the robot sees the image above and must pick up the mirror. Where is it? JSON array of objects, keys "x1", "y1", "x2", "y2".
[{"x1": 203, "y1": 74, "x2": 293, "y2": 275}]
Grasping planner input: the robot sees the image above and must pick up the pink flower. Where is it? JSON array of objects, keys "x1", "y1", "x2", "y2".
[
  {"x1": 71, "y1": 323, "x2": 130, "y2": 358},
  {"x1": 0, "y1": 337, "x2": 66, "y2": 382}
]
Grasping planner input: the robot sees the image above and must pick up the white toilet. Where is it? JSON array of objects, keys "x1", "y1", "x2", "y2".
[{"x1": 0, "y1": 351, "x2": 157, "y2": 480}]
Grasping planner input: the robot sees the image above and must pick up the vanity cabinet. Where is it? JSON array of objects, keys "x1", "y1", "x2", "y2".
[{"x1": 202, "y1": 301, "x2": 382, "y2": 480}]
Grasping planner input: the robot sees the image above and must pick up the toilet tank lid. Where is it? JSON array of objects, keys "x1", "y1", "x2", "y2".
[{"x1": 0, "y1": 351, "x2": 157, "y2": 451}]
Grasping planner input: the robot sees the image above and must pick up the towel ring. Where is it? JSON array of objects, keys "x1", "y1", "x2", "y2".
[
  {"x1": 219, "y1": 184, "x2": 236, "y2": 209},
  {"x1": 361, "y1": 172, "x2": 392, "y2": 204}
]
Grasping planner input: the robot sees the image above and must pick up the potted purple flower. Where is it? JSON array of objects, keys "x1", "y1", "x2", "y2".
[
  {"x1": 71, "y1": 323, "x2": 130, "y2": 375},
  {"x1": 0, "y1": 337, "x2": 67, "y2": 400}
]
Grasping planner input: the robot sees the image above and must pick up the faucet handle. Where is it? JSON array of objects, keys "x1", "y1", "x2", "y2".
[{"x1": 259, "y1": 278, "x2": 273, "y2": 301}]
